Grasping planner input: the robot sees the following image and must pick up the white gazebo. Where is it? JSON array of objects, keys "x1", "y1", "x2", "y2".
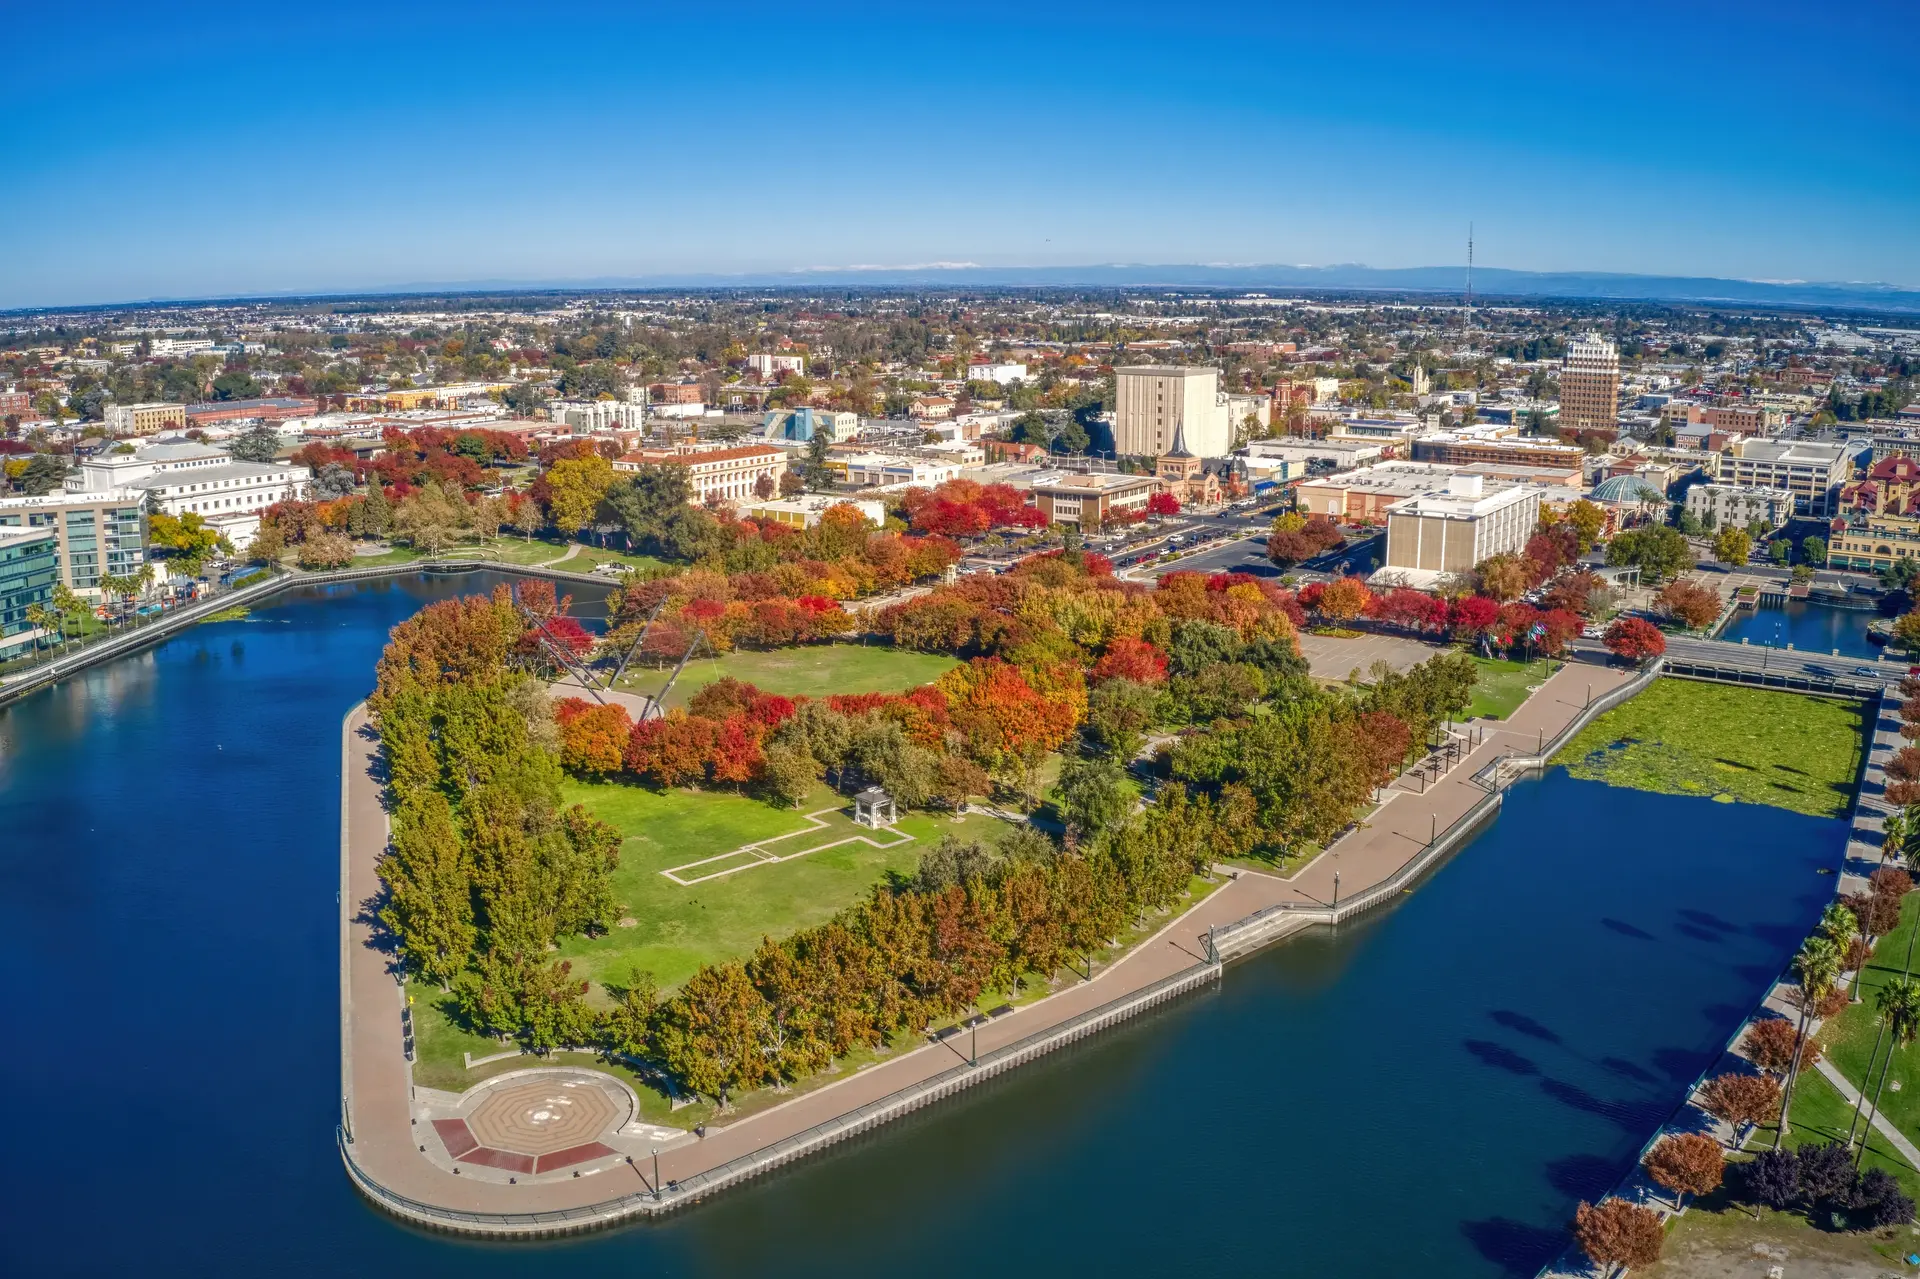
[{"x1": 853, "y1": 786, "x2": 897, "y2": 829}]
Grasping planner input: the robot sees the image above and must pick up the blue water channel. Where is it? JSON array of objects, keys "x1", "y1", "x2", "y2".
[
  {"x1": 1720, "y1": 598, "x2": 1883, "y2": 658},
  {"x1": 0, "y1": 573, "x2": 1847, "y2": 1277}
]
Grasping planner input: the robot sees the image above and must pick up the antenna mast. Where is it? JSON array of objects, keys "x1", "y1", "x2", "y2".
[{"x1": 1465, "y1": 223, "x2": 1474, "y2": 336}]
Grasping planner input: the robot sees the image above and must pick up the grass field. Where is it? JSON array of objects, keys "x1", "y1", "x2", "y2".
[
  {"x1": 614, "y1": 642, "x2": 958, "y2": 707},
  {"x1": 1551, "y1": 679, "x2": 1863, "y2": 818},
  {"x1": 1464, "y1": 656, "x2": 1558, "y2": 721},
  {"x1": 554, "y1": 777, "x2": 1016, "y2": 992},
  {"x1": 1803, "y1": 891, "x2": 1920, "y2": 1169}
]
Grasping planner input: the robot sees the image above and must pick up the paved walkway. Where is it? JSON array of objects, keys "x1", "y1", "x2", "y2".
[
  {"x1": 339, "y1": 653, "x2": 1639, "y2": 1222},
  {"x1": 1227, "y1": 656, "x2": 1636, "y2": 913},
  {"x1": 1812, "y1": 1056, "x2": 1920, "y2": 1170}
]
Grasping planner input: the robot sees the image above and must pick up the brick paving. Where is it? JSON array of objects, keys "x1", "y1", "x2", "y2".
[{"x1": 339, "y1": 654, "x2": 1637, "y2": 1221}]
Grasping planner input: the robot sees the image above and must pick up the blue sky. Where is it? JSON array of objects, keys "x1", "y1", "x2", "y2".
[{"x1": 2, "y1": 1, "x2": 1916, "y2": 308}]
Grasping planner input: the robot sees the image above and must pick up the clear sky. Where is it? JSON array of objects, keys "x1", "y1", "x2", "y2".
[{"x1": 3, "y1": 0, "x2": 1916, "y2": 308}]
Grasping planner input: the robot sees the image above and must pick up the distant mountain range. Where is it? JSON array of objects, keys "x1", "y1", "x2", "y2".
[
  {"x1": 16, "y1": 263, "x2": 1920, "y2": 317},
  {"x1": 332, "y1": 263, "x2": 1920, "y2": 315}
]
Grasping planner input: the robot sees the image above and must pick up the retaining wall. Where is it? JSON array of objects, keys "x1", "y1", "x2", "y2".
[{"x1": 339, "y1": 959, "x2": 1222, "y2": 1236}]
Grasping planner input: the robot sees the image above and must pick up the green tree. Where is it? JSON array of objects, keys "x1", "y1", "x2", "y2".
[
  {"x1": 1712, "y1": 526, "x2": 1751, "y2": 567},
  {"x1": 1057, "y1": 755, "x2": 1133, "y2": 837},
  {"x1": 378, "y1": 791, "x2": 478, "y2": 987},
  {"x1": 1802, "y1": 535, "x2": 1828, "y2": 565},
  {"x1": 228, "y1": 423, "x2": 282, "y2": 463},
  {"x1": 544, "y1": 454, "x2": 616, "y2": 535},
  {"x1": 1606, "y1": 525, "x2": 1694, "y2": 583},
  {"x1": 601, "y1": 464, "x2": 694, "y2": 552},
  {"x1": 211, "y1": 369, "x2": 262, "y2": 401},
  {"x1": 1768, "y1": 539, "x2": 1791, "y2": 567}
]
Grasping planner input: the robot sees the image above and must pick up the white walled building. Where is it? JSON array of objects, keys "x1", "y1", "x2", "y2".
[
  {"x1": 1378, "y1": 473, "x2": 1541, "y2": 588},
  {"x1": 1114, "y1": 365, "x2": 1232, "y2": 459},
  {"x1": 1683, "y1": 482, "x2": 1794, "y2": 530},
  {"x1": 612, "y1": 443, "x2": 788, "y2": 505},
  {"x1": 966, "y1": 361, "x2": 1028, "y2": 385},
  {"x1": 746, "y1": 353, "x2": 806, "y2": 379},
  {"x1": 65, "y1": 442, "x2": 310, "y2": 550}
]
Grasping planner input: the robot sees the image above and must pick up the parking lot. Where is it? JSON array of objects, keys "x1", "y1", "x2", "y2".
[{"x1": 1296, "y1": 630, "x2": 1445, "y2": 680}]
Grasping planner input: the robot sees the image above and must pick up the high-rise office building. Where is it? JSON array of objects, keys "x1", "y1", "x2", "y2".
[
  {"x1": 1113, "y1": 366, "x2": 1231, "y2": 458},
  {"x1": 1559, "y1": 336, "x2": 1620, "y2": 433}
]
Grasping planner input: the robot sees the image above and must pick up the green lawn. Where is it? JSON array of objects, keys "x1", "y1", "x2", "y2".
[
  {"x1": 1804, "y1": 891, "x2": 1920, "y2": 1162},
  {"x1": 1464, "y1": 656, "x2": 1559, "y2": 721},
  {"x1": 614, "y1": 642, "x2": 958, "y2": 708},
  {"x1": 554, "y1": 777, "x2": 1017, "y2": 993},
  {"x1": 1551, "y1": 679, "x2": 1863, "y2": 818}
]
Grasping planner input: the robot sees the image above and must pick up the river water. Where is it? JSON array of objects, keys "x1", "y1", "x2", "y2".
[
  {"x1": 1720, "y1": 597, "x2": 1883, "y2": 658},
  {"x1": 0, "y1": 572, "x2": 1845, "y2": 1277}
]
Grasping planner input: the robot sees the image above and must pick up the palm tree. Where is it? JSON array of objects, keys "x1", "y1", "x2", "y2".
[
  {"x1": 1884, "y1": 808, "x2": 1912, "y2": 867},
  {"x1": 1855, "y1": 976, "x2": 1920, "y2": 1168},
  {"x1": 1779, "y1": 934, "x2": 1842, "y2": 1142},
  {"x1": 22, "y1": 602, "x2": 55, "y2": 657}
]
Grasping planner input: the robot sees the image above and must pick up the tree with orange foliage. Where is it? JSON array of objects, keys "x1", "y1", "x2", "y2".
[
  {"x1": 938, "y1": 657, "x2": 1079, "y2": 773},
  {"x1": 1642, "y1": 1132, "x2": 1724, "y2": 1210},
  {"x1": 1656, "y1": 579, "x2": 1722, "y2": 631},
  {"x1": 1572, "y1": 1198, "x2": 1664, "y2": 1277},
  {"x1": 1316, "y1": 577, "x2": 1373, "y2": 623},
  {"x1": 554, "y1": 698, "x2": 633, "y2": 777}
]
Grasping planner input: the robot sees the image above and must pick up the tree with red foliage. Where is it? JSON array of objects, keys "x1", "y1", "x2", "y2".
[
  {"x1": 1146, "y1": 491, "x2": 1181, "y2": 516},
  {"x1": 1604, "y1": 616, "x2": 1667, "y2": 663},
  {"x1": 1373, "y1": 587, "x2": 1446, "y2": 634},
  {"x1": 1642, "y1": 1132, "x2": 1724, "y2": 1211},
  {"x1": 554, "y1": 698, "x2": 633, "y2": 777},
  {"x1": 533, "y1": 614, "x2": 595, "y2": 660},
  {"x1": 1535, "y1": 608, "x2": 1583, "y2": 657},
  {"x1": 625, "y1": 713, "x2": 719, "y2": 788},
  {"x1": 1448, "y1": 594, "x2": 1500, "y2": 639},
  {"x1": 709, "y1": 714, "x2": 765, "y2": 790},
  {"x1": 1090, "y1": 636, "x2": 1169, "y2": 684}
]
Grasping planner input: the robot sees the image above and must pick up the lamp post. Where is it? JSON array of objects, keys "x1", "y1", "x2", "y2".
[
  {"x1": 652, "y1": 1147, "x2": 661, "y2": 1201},
  {"x1": 1333, "y1": 871, "x2": 1340, "y2": 909}
]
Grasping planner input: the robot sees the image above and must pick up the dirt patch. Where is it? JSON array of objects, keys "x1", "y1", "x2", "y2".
[{"x1": 1643, "y1": 1207, "x2": 1918, "y2": 1278}]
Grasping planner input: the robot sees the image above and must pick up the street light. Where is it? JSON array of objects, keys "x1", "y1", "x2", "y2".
[{"x1": 652, "y1": 1147, "x2": 662, "y2": 1201}]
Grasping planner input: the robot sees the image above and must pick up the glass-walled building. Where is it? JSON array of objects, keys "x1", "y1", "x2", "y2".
[
  {"x1": 0, "y1": 489, "x2": 148, "y2": 593},
  {"x1": 0, "y1": 526, "x2": 60, "y2": 657}
]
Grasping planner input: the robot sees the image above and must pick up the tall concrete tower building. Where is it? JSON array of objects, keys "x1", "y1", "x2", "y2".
[
  {"x1": 1559, "y1": 336, "x2": 1620, "y2": 434},
  {"x1": 1113, "y1": 365, "x2": 1231, "y2": 458}
]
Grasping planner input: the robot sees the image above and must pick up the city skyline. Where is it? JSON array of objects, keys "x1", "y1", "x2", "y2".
[{"x1": 3, "y1": 0, "x2": 1915, "y2": 309}]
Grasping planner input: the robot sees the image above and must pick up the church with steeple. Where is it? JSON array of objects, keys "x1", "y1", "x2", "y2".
[{"x1": 1154, "y1": 421, "x2": 1220, "y2": 507}]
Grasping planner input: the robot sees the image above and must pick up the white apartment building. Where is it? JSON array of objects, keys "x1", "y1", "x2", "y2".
[
  {"x1": 1683, "y1": 483, "x2": 1794, "y2": 531},
  {"x1": 1113, "y1": 365, "x2": 1232, "y2": 458},
  {"x1": 1723, "y1": 439, "x2": 1864, "y2": 517},
  {"x1": 552, "y1": 400, "x2": 647, "y2": 433},
  {"x1": 966, "y1": 361, "x2": 1028, "y2": 386},
  {"x1": 837, "y1": 453, "x2": 967, "y2": 488},
  {"x1": 746, "y1": 353, "x2": 806, "y2": 379},
  {"x1": 612, "y1": 444, "x2": 787, "y2": 505},
  {"x1": 65, "y1": 442, "x2": 310, "y2": 550}
]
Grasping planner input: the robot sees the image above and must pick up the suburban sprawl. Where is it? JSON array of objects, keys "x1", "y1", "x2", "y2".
[{"x1": 8, "y1": 289, "x2": 1920, "y2": 1276}]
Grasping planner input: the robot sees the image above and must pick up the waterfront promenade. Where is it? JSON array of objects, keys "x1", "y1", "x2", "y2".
[{"x1": 338, "y1": 656, "x2": 1639, "y2": 1230}]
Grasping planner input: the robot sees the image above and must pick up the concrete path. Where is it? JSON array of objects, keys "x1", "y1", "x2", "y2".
[{"x1": 1811, "y1": 1056, "x2": 1920, "y2": 1170}]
